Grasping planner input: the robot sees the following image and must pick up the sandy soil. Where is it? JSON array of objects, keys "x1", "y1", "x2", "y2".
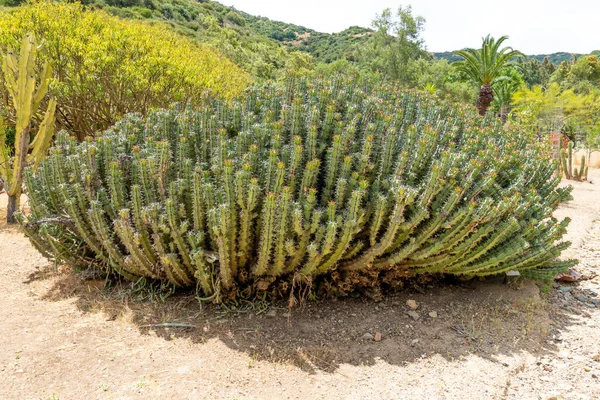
[{"x1": 1, "y1": 171, "x2": 599, "y2": 400}]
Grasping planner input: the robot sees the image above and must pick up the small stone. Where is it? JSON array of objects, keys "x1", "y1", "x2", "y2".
[
  {"x1": 584, "y1": 367, "x2": 592, "y2": 372},
  {"x1": 282, "y1": 313, "x2": 291, "y2": 318},
  {"x1": 428, "y1": 311, "x2": 438, "y2": 318},
  {"x1": 577, "y1": 295, "x2": 589, "y2": 302},
  {"x1": 559, "y1": 286, "x2": 571, "y2": 292},
  {"x1": 15, "y1": 369, "x2": 23, "y2": 373},
  {"x1": 591, "y1": 299, "x2": 600, "y2": 305},
  {"x1": 266, "y1": 309, "x2": 277, "y2": 317},
  {"x1": 362, "y1": 333, "x2": 374, "y2": 341},
  {"x1": 374, "y1": 332, "x2": 382, "y2": 342},
  {"x1": 411, "y1": 339, "x2": 419, "y2": 346},
  {"x1": 587, "y1": 304, "x2": 596, "y2": 309},
  {"x1": 407, "y1": 311, "x2": 420, "y2": 320},
  {"x1": 406, "y1": 300, "x2": 418, "y2": 310}
]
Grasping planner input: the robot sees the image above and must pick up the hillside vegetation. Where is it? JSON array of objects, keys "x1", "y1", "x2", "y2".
[{"x1": 0, "y1": 1, "x2": 249, "y2": 139}]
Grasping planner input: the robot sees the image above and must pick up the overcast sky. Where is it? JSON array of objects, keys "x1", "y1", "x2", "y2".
[{"x1": 218, "y1": 0, "x2": 600, "y2": 54}]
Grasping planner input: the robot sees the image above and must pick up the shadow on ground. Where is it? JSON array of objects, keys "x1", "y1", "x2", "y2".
[{"x1": 29, "y1": 264, "x2": 583, "y2": 374}]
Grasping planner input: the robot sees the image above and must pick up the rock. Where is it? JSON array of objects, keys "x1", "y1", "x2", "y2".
[
  {"x1": 558, "y1": 286, "x2": 572, "y2": 292},
  {"x1": 374, "y1": 332, "x2": 382, "y2": 342},
  {"x1": 406, "y1": 299, "x2": 418, "y2": 309},
  {"x1": 362, "y1": 333, "x2": 374, "y2": 341},
  {"x1": 266, "y1": 309, "x2": 277, "y2": 317},
  {"x1": 591, "y1": 299, "x2": 600, "y2": 305},
  {"x1": 585, "y1": 367, "x2": 592, "y2": 372},
  {"x1": 428, "y1": 311, "x2": 438, "y2": 318},
  {"x1": 407, "y1": 311, "x2": 420, "y2": 320},
  {"x1": 282, "y1": 313, "x2": 291, "y2": 318},
  {"x1": 587, "y1": 304, "x2": 596, "y2": 308},
  {"x1": 577, "y1": 295, "x2": 589, "y2": 302},
  {"x1": 556, "y1": 269, "x2": 581, "y2": 282},
  {"x1": 411, "y1": 339, "x2": 419, "y2": 346}
]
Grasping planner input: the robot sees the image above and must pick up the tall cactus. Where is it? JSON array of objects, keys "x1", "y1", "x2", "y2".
[
  {"x1": 19, "y1": 77, "x2": 575, "y2": 300},
  {"x1": 1, "y1": 33, "x2": 56, "y2": 223}
]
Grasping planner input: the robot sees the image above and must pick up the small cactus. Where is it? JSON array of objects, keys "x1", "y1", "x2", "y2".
[{"x1": 560, "y1": 142, "x2": 588, "y2": 182}]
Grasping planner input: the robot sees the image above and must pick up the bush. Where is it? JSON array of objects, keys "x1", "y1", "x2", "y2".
[
  {"x1": 19, "y1": 78, "x2": 576, "y2": 300},
  {"x1": 224, "y1": 10, "x2": 245, "y2": 27},
  {"x1": 0, "y1": 2, "x2": 250, "y2": 140}
]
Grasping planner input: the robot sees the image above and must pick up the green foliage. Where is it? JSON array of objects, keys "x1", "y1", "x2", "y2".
[
  {"x1": 0, "y1": 1, "x2": 250, "y2": 140},
  {"x1": 435, "y1": 52, "x2": 582, "y2": 66},
  {"x1": 516, "y1": 56, "x2": 555, "y2": 88},
  {"x1": 511, "y1": 83, "x2": 600, "y2": 141},
  {"x1": 224, "y1": 10, "x2": 245, "y2": 26},
  {"x1": 359, "y1": 6, "x2": 428, "y2": 84},
  {"x1": 491, "y1": 67, "x2": 524, "y2": 123},
  {"x1": 73, "y1": 0, "x2": 294, "y2": 79},
  {"x1": 559, "y1": 55, "x2": 600, "y2": 94},
  {"x1": 20, "y1": 77, "x2": 575, "y2": 299},
  {"x1": 0, "y1": 33, "x2": 56, "y2": 223}
]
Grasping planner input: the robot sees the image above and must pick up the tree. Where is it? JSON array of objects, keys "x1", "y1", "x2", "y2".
[
  {"x1": 517, "y1": 56, "x2": 554, "y2": 88},
  {"x1": 561, "y1": 55, "x2": 600, "y2": 94},
  {"x1": 511, "y1": 83, "x2": 600, "y2": 142},
  {"x1": 454, "y1": 35, "x2": 523, "y2": 116},
  {"x1": 359, "y1": 6, "x2": 429, "y2": 84},
  {"x1": 491, "y1": 67, "x2": 524, "y2": 124}
]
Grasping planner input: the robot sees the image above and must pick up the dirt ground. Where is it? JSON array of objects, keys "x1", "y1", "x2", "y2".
[{"x1": 1, "y1": 171, "x2": 600, "y2": 400}]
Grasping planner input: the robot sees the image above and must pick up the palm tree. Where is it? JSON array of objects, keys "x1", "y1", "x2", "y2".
[
  {"x1": 492, "y1": 76, "x2": 521, "y2": 124},
  {"x1": 454, "y1": 35, "x2": 523, "y2": 116}
]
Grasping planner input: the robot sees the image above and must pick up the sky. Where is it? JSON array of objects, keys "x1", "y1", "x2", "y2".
[{"x1": 218, "y1": 0, "x2": 600, "y2": 54}]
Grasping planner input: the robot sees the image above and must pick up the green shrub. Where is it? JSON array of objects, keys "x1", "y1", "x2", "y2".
[
  {"x1": 224, "y1": 10, "x2": 245, "y2": 27},
  {"x1": 19, "y1": 78, "x2": 576, "y2": 300},
  {"x1": 0, "y1": 2, "x2": 250, "y2": 140}
]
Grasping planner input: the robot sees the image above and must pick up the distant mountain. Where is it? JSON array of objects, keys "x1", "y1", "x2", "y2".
[{"x1": 433, "y1": 51, "x2": 590, "y2": 65}]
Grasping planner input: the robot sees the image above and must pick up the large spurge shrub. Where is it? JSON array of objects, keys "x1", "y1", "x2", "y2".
[
  {"x1": 19, "y1": 78, "x2": 575, "y2": 300},
  {"x1": 0, "y1": 1, "x2": 249, "y2": 140}
]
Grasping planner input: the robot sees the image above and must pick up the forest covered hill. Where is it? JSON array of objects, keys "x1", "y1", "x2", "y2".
[
  {"x1": 1, "y1": 0, "x2": 593, "y2": 69},
  {"x1": 433, "y1": 51, "x2": 588, "y2": 65}
]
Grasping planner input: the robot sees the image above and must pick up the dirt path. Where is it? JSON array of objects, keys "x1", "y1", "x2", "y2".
[{"x1": 1, "y1": 172, "x2": 599, "y2": 400}]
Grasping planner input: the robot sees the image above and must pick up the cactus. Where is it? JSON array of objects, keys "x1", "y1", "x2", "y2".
[
  {"x1": 560, "y1": 142, "x2": 588, "y2": 182},
  {"x1": 0, "y1": 33, "x2": 56, "y2": 224},
  {"x1": 19, "y1": 77, "x2": 576, "y2": 300}
]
